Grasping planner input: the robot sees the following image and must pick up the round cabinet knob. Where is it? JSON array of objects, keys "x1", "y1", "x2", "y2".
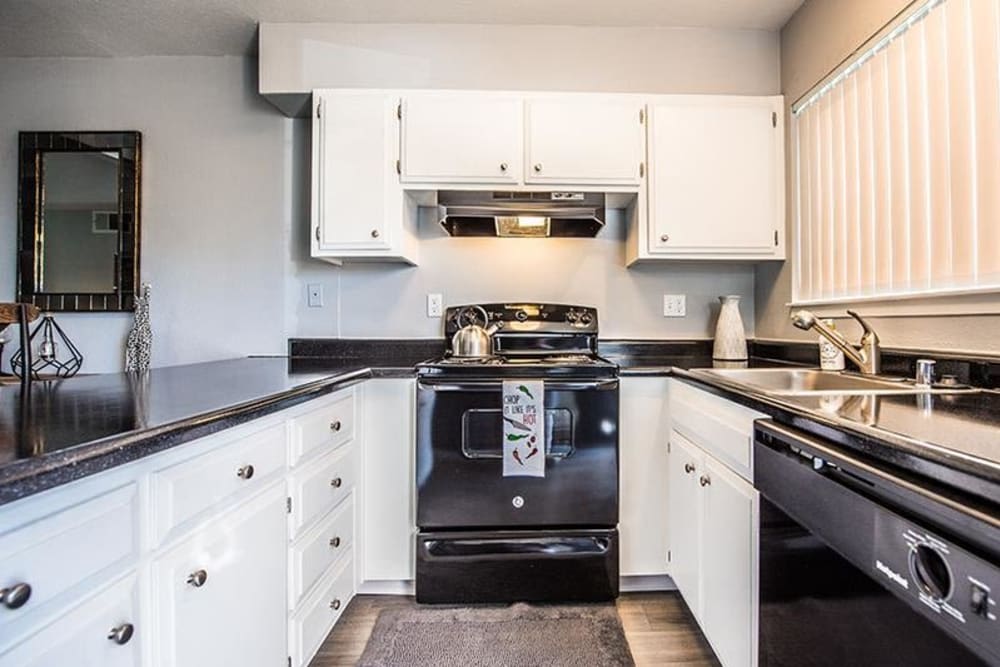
[
  {"x1": 0, "y1": 582, "x2": 31, "y2": 610},
  {"x1": 330, "y1": 536, "x2": 342, "y2": 548},
  {"x1": 186, "y1": 569, "x2": 208, "y2": 588},
  {"x1": 236, "y1": 464, "x2": 254, "y2": 480},
  {"x1": 533, "y1": 163, "x2": 543, "y2": 173},
  {"x1": 499, "y1": 162, "x2": 509, "y2": 172},
  {"x1": 684, "y1": 463, "x2": 695, "y2": 474},
  {"x1": 371, "y1": 229, "x2": 380, "y2": 239},
  {"x1": 330, "y1": 477, "x2": 343, "y2": 489},
  {"x1": 699, "y1": 475, "x2": 711, "y2": 487},
  {"x1": 660, "y1": 234, "x2": 670, "y2": 243},
  {"x1": 330, "y1": 420, "x2": 342, "y2": 432},
  {"x1": 107, "y1": 623, "x2": 135, "y2": 646},
  {"x1": 330, "y1": 598, "x2": 342, "y2": 611},
  {"x1": 909, "y1": 544, "x2": 952, "y2": 600}
]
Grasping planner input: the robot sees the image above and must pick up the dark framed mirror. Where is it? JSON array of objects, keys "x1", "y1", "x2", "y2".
[{"x1": 17, "y1": 131, "x2": 141, "y2": 312}]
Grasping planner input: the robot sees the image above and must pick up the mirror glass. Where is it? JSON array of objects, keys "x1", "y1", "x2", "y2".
[{"x1": 40, "y1": 151, "x2": 121, "y2": 294}]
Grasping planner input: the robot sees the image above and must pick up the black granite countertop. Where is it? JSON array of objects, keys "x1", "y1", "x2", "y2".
[{"x1": 0, "y1": 357, "x2": 391, "y2": 505}]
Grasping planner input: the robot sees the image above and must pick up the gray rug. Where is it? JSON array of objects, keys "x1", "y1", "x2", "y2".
[{"x1": 357, "y1": 602, "x2": 636, "y2": 667}]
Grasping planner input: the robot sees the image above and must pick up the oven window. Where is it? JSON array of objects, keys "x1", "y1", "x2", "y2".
[{"x1": 462, "y1": 409, "x2": 574, "y2": 459}]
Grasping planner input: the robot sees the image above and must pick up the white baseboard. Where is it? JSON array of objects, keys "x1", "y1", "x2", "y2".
[
  {"x1": 358, "y1": 580, "x2": 415, "y2": 595},
  {"x1": 620, "y1": 574, "x2": 676, "y2": 592},
  {"x1": 357, "y1": 575, "x2": 675, "y2": 596}
]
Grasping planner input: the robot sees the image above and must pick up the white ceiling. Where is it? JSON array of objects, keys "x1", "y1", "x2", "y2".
[{"x1": 0, "y1": 0, "x2": 805, "y2": 57}]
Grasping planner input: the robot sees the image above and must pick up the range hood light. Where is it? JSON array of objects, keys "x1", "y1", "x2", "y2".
[{"x1": 495, "y1": 215, "x2": 552, "y2": 238}]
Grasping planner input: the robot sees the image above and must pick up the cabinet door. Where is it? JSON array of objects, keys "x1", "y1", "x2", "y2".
[
  {"x1": 649, "y1": 96, "x2": 783, "y2": 255},
  {"x1": 700, "y1": 454, "x2": 759, "y2": 667},
  {"x1": 0, "y1": 575, "x2": 139, "y2": 667},
  {"x1": 401, "y1": 94, "x2": 522, "y2": 184},
  {"x1": 152, "y1": 484, "x2": 287, "y2": 667},
  {"x1": 525, "y1": 98, "x2": 645, "y2": 185},
  {"x1": 619, "y1": 378, "x2": 670, "y2": 576},
  {"x1": 361, "y1": 379, "x2": 416, "y2": 582},
  {"x1": 313, "y1": 90, "x2": 397, "y2": 252},
  {"x1": 667, "y1": 431, "x2": 703, "y2": 619}
]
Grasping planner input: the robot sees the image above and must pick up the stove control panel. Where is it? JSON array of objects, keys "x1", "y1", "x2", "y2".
[{"x1": 445, "y1": 303, "x2": 599, "y2": 336}]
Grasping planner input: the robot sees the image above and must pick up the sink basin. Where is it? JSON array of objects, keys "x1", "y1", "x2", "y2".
[{"x1": 693, "y1": 368, "x2": 970, "y2": 396}]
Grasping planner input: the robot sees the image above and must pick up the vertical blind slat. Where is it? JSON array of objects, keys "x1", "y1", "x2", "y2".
[
  {"x1": 872, "y1": 50, "x2": 894, "y2": 292},
  {"x1": 905, "y1": 20, "x2": 931, "y2": 290},
  {"x1": 971, "y1": 0, "x2": 1000, "y2": 282},
  {"x1": 857, "y1": 62, "x2": 878, "y2": 295},
  {"x1": 888, "y1": 37, "x2": 912, "y2": 291},
  {"x1": 844, "y1": 72, "x2": 863, "y2": 294},
  {"x1": 925, "y1": 3, "x2": 954, "y2": 285},
  {"x1": 946, "y1": 0, "x2": 977, "y2": 283}
]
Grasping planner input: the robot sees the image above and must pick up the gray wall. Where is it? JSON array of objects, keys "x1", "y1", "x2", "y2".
[
  {"x1": 0, "y1": 56, "x2": 292, "y2": 372},
  {"x1": 755, "y1": 0, "x2": 1000, "y2": 354}
]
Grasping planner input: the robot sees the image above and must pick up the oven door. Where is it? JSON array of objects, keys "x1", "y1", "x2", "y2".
[{"x1": 416, "y1": 378, "x2": 619, "y2": 529}]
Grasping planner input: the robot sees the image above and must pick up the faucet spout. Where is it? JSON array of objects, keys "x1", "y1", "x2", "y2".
[{"x1": 790, "y1": 309, "x2": 881, "y2": 375}]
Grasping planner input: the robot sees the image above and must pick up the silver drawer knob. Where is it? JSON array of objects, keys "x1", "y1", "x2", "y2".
[
  {"x1": 533, "y1": 163, "x2": 542, "y2": 173},
  {"x1": 107, "y1": 623, "x2": 135, "y2": 645},
  {"x1": 330, "y1": 477, "x2": 343, "y2": 489},
  {"x1": 684, "y1": 463, "x2": 695, "y2": 474},
  {"x1": 500, "y1": 162, "x2": 509, "y2": 172},
  {"x1": 330, "y1": 598, "x2": 341, "y2": 610},
  {"x1": 330, "y1": 420, "x2": 342, "y2": 432},
  {"x1": 371, "y1": 229, "x2": 380, "y2": 238},
  {"x1": 699, "y1": 475, "x2": 711, "y2": 487},
  {"x1": 0, "y1": 583, "x2": 31, "y2": 610},
  {"x1": 660, "y1": 234, "x2": 670, "y2": 243},
  {"x1": 236, "y1": 464, "x2": 254, "y2": 480},
  {"x1": 330, "y1": 536, "x2": 342, "y2": 548},
  {"x1": 186, "y1": 569, "x2": 208, "y2": 588}
]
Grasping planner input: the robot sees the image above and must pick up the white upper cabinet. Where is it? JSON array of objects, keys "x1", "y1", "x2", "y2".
[
  {"x1": 525, "y1": 97, "x2": 646, "y2": 185},
  {"x1": 634, "y1": 95, "x2": 785, "y2": 263},
  {"x1": 400, "y1": 93, "x2": 523, "y2": 185},
  {"x1": 311, "y1": 89, "x2": 418, "y2": 264}
]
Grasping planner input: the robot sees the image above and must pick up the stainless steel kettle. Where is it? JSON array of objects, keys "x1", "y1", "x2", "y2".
[{"x1": 451, "y1": 305, "x2": 502, "y2": 358}]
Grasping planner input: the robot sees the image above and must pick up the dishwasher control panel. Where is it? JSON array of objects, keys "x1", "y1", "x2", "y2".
[{"x1": 873, "y1": 512, "x2": 998, "y2": 661}]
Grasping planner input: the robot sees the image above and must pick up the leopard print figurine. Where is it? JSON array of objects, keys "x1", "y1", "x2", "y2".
[{"x1": 125, "y1": 284, "x2": 152, "y2": 373}]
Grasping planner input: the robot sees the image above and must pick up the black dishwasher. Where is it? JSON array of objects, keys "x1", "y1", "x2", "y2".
[{"x1": 754, "y1": 420, "x2": 999, "y2": 667}]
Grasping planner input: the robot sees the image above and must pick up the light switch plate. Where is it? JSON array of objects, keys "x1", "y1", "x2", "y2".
[
  {"x1": 663, "y1": 294, "x2": 686, "y2": 317},
  {"x1": 307, "y1": 283, "x2": 324, "y2": 308},
  {"x1": 427, "y1": 293, "x2": 443, "y2": 318}
]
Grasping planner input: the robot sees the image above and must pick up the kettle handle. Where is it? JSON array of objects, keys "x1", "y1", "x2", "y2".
[{"x1": 457, "y1": 305, "x2": 489, "y2": 328}]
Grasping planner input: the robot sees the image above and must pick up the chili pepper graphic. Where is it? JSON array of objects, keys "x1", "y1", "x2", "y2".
[
  {"x1": 525, "y1": 447, "x2": 539, "y2": 460},
  {"x1": 506, "y1": 433, "x2": 529, "y2": 441},
  {"x1": 518, "y1": 385, "x2": 534, "y2": 400},
  {"x1": 512, "y1": 450, "x2": 524, "y2": 466}
]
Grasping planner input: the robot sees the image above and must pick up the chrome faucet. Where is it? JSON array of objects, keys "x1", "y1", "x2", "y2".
[{"x1": 790, "y1": 310, "x2": 881, "y2": 375}]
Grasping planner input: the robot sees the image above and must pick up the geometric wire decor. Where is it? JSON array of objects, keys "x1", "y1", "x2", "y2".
[{"x1": 11, "y1": 313, "x2": 84, "y2": 379}]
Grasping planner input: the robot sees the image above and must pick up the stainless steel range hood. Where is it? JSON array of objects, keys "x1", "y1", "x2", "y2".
[{"x1": 437, "y1": 191, "x2": 606, "y2": 238}]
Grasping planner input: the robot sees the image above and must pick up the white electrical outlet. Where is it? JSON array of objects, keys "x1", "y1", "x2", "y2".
[
  {"x1": 427, "y1": 293, "x2": 443, "y2": 318},
  {"x1": 663, "y1": 294, "x2": 686, "y2": 317},
  {"x1": 307, "y1": 283, "x2": 324, "y2": 308}
]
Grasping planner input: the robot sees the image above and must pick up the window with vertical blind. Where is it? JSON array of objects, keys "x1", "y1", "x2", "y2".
[{"x1": 792, "y1": 0, "x2": 1000, "y2": 305}]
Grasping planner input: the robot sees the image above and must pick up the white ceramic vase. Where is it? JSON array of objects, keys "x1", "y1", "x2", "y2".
[{"x1": 713, "y1": 295, "x2": 748, "y2": 361}]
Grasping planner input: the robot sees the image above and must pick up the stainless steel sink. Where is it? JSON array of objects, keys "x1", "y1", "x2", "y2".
[{"x1": 693, "y1": 368, "x2": 972, "y2": 396}]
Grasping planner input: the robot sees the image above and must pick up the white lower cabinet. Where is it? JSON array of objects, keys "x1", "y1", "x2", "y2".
[
  {"x1": 619, "y1": 377, "x2": 671, "y2": 576},
  {"x1": 0, "y1": 574, "x2": 140, "y2": 667},
  {"x1": 289, "y1": 553, "x2": 355, "y2": 667},
  {"x1": 668, "y1": 379, "x2": 762, "y2": 667},
  {"x1": 151, "y1": 483, "x2": 287, "y2": 667}
]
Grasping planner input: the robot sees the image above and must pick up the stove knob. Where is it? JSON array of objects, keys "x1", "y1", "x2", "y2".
[
  {"x1": 580, "y1": 312, "x2": 594, "y2": 325},
  {"x1": 909, "y1": 544, "x2": 952, "y2": 601},
  {"x1": 515, "y1": 310, "x2": 529, "y2": 322},
  {"x1": 970, "y1": 583, "x2": 991, "y2": 617},
  {"x1": 566, "y1": 310, "x2": 578, "y2": 323}
]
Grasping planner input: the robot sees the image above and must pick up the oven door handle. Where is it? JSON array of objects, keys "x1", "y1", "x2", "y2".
[{"x1": 418, "y1": 379, "x2": 619, "y2": 392}]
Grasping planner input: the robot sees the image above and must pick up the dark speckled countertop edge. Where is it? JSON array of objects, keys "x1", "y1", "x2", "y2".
[
  {"x1": 670, "y1": 367, "x2": 1000, "y2": 501},
  {"x1": 0, "y1": 367, "x2": 374, "y2": 506}
]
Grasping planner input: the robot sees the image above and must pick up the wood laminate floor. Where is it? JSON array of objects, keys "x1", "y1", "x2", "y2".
[{"x1": 310, "y1": 592, "x2": 720, "y2": 666}]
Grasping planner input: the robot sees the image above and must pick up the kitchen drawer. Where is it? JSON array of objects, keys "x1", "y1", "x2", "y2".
[
  {"x1": 289, "y1": 390, "x2": 355, "y2": 467},
  {"x1": 0, "y1": 483, "x2": 138, "y2": 628},
  {"x1": 670, "y1": 380, "x2": 764, "y2": 481},
  {"x1": 289, "y1": 444, "x2": 356, "y2": 539},
  {"x1": 289, "y1": 495, "x2": 354, "y2": 610},
  {"x1": 152, "y1": 422, "x2": 286, "y2": 546},
  {"x1": 0, "y1": 574, "x2": 139, "y2": 667},
  {"x1": 289, "y1": 554, "x2": 354, "y2": 667}
]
